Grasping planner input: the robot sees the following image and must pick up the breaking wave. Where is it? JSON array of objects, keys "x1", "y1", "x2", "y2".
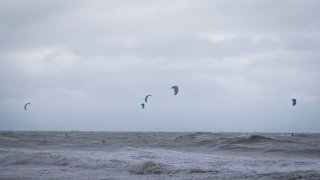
[{"x1": 129, "y1": 160, "x2": 173, "y2": 174}]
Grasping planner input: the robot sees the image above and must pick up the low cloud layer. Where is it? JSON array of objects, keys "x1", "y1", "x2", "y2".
[{"x1": 1, "y1": 0, "x2": 320, "y2": 132}]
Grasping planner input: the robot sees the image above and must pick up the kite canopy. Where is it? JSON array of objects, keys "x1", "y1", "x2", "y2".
[
  {"x1": 292, "y1": 99, "x2": 297, "y2": 106},
  {"x1": 141, "y1": 103, "x2": 145, "y2": 109},
  {"x1": 24, "y1": 103, "x2": 31, "y2": 111},
  {"x1": 145, "y1": 95, "x2": 152, "y2": 103},
  {"x1": 171, "y1": 85, "x2": 179, "y2": 95}
]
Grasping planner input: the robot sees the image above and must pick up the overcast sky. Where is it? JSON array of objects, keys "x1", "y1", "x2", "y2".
[{"x1": 1, "y1": 0, "x2": 319, "y2": 132}]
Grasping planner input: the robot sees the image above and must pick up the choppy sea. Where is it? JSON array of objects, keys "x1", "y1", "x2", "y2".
[{"x1": 0, "y1": 131, "x2": 320, "y2": 179}]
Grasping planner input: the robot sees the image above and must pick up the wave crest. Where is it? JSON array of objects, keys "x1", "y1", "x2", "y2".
[
  {"x1": 129, "y1": 160, "x2": 173, "y2": 174},
  {"x1": 0, "y1": 151, "x2": 70, "y2": 166},
  {"x1": 235, "y1": 134, "x2": 275, "y2": 144}
]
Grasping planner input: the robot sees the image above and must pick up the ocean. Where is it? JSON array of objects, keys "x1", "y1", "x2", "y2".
[{"x1": 0, "y1": 131, "x2": 319, "y2": 179}]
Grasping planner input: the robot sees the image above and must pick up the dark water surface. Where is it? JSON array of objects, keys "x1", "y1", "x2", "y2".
[{"x1": 0, "y1": 131, "x2": 319, "y2": 179}]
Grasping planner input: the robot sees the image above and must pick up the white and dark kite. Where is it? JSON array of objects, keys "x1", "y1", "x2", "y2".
[
  {"x1": 171, "y1": 85, "x2": 179, "y2": 95},
  {"x1": 145, "y1": 95, "x2": 152, "y2": 103},
  {"x1": 24, "y1": 103, "x2": 31, "y2": 111}
]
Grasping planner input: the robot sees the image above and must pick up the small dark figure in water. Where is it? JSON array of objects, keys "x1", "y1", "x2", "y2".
[
  {"x1": 291, "y1": 133, "x2": 293, "y2": 136},
  {"x1": 65, "y1": 133, "x2": 68, "y2": 137}
]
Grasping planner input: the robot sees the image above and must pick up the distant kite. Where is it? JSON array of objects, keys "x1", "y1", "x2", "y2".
[
  {"x1": 292, "y1": 99, "x2": 297, "y2": 106},
  {"x1": 141, "y1": 103, "x2": 145, "y2": 109},
  {"x1": 171, "y1": 85, "x2": 179, "y2": 95},
  {"x1": 145, "y1": 95, "x2": 152, "y2": 103},
  {"x1": 24, "y1": 103, "x2": 31, "y2": 111}
]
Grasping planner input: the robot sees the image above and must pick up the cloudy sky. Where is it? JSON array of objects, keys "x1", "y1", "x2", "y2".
[{"x1": 1, "y1": 0, "x2": 319, "y2": 132}]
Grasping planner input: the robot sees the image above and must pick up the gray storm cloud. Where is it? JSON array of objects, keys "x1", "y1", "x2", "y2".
[{"x1": 0, "y1": 0, "x2": 320, "y2": 132}]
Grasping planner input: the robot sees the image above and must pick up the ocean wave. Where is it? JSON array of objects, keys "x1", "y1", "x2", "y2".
[
  {"x1": 1, "y1": 145, "x2": 319, "y2": 179},
  {"x1": 218, "y1": 144, "x2": 260, "y2": 152},
  {"x1": 257, "y1": 170, "x2": 320, "y2": 180},
  {"x1": 234, "y1": 134, "x2": 275, "y2": 144},
  {"x1": 264, "y1": 148, "x2": 320, "y2": 157},
  {"x1": 0, "y1": 151, "x2": 70, "y2": 166},
  {"x1": 295, "y1": 134, "x2": 313, "y2": 138},
  {"x1": 174, "y1": 133, "x2": 198, "y2": 141},
  {"x1": 172, "y1": 133, "x2": 291, "y2": 148},
  {"x1": 217, "y1": 134, "x2": 298, "y2": 153},
  {"x1": 216, "y1": 134, "x2": 277, "y2": 151},
  {"x1": 173, "y1": 133, "x2": 219, "y2": 147},
  {"x1": 124, "y1": 149, "x2": 220, "y2": 175},
  {"x1": 0, "y1": 136, "x2": 19, "y2": 141},
  {"x1": 188, "y1": 168, "x2": 219, "y2": 174},
  {"x1": 0, "y1": 150, "x2": 125, "y2": 170},
  {"x1": 129, "y1": 160, "x2": 173, "y2": 174}
]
